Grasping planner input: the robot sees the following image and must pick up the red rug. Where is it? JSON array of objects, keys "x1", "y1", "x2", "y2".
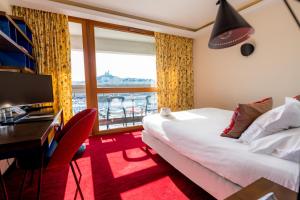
[{"x1": 3, "y1": 132, "x2": 214, "y2": 200}]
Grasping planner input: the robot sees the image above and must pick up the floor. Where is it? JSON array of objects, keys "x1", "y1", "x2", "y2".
[{"x1": 3, "y1": 132, "x2": 215, "y2": 200}]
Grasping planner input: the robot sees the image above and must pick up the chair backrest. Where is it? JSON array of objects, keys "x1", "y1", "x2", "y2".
[
  {"x1": 47, "y1": 108, "x2": 97, "y2": 169},
  {"x1": 146, "y1": 95, "x2": 154, "y2": 105},
  {"x1": 55, "y1": 109, "x2": 91, "y2": 142},
  {"x1": 107, "y1": 96, "x2": 125, "y2": 109},
  {"x1": 145, "y1": 95, "x2": 157, "y2": 113}
]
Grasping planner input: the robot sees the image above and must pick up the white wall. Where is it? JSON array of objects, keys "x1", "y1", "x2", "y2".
[
  {"x1": 0, "y1": 0, "x2": 11, "y2": 14},
  {"x1": 193, "y1": 0, "x2": 300, "y2": 110}
]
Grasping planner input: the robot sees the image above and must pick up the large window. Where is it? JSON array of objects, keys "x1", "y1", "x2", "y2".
[
  {"x1": 96, "y1": 52, "x2": 156, "y2": 88},
  {"x1": 69, "y1": 19, "x2": 157, "y2": 134},
  {"x1": 94, "y1": 27, "x2": 157, "y2": 131},
  {"x1": 69, "y1": 22, "x2": 86, "y2": 115}
]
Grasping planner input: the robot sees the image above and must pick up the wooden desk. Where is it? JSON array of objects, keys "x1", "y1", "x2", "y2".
[
  {"x1": 225, "y1": 178, "x2": 298, "y2": 200},
  {"x1": 0, "y1": 110, "x2": 63, "y2": 200}
]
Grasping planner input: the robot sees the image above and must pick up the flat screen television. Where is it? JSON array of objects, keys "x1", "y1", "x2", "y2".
[{"x1": 0, "y1": 71, "x2": 53, "y2": 107}]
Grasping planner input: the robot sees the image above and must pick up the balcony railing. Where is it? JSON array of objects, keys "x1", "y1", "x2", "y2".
[{"x1": 72, "y1": 85, "x2": 158, "y2": 131}]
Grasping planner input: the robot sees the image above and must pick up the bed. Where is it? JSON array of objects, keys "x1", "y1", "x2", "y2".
[{"x1": 142, "y1": 108, "x2": 299, "y2": 199}]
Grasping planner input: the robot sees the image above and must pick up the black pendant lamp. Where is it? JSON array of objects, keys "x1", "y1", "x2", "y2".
[{"x1": 209, "y1": 0, "x2": 254, "y2": 49}]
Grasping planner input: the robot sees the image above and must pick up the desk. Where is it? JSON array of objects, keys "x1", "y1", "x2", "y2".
[{"x1": 0, "y1": 109, "x2": 63, "y2": 200}]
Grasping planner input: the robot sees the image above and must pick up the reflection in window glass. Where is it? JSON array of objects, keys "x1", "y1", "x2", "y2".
[
  {"x1": 71, "y1": 50, "x2": 86, "y2": 114},
  {"x1": 71, "y1": 50, "x2": 85, "y2": 84}
]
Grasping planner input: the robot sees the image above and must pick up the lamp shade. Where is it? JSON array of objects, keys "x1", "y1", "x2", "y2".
[{"x1": 209, "y1": 0, "x2": 254, "y2": 49}]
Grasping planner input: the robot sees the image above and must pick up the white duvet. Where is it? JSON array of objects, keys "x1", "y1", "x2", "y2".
[{"x1": 142, "y1": 108, "x2": 299, "y2": 191}]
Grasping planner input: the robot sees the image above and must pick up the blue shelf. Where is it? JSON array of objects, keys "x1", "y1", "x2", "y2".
[{"x1": 0, "y1": 11, "x2": 35, "y2": 72}]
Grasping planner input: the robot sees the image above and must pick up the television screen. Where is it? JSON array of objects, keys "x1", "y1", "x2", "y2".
[{"x1": 0, "y1": 72, "x2": 53, "y2": 107}]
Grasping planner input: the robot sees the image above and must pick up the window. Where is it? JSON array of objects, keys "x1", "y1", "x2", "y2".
[
  {"x1": 94, "y1": 27, "x2": 157, "y2": 131},
  {"x1": 69, "y1": 22, "x2": 86, "y2": 115},
  {"x1": 69, "y1": 19, "x2": 157, "y2": 134},
  {"x1": 96, "y1": 53, "x2": 156, "y2": 88}
]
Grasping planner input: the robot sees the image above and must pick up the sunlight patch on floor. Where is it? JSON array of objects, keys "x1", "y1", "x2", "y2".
[
  {"x1": 120, "y1": 176, "x2": 189, "y2": 200},
  {"x1": 107, "y1": 147, "x2": 157, "y2": 178},
  {"x1": 63, "y1": 157, "x2": 95, "y2": 200}
]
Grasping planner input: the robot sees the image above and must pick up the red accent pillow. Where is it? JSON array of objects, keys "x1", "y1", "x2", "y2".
[
  {"x1": 222, "y1": 107, "x2": 240, "y2": 135},
  {"x1": 294, "y1": 95, "x2": 300, "y2": 101},
  {"x1": 221, "y1": 97, "x2": 273, "y2": 139}
]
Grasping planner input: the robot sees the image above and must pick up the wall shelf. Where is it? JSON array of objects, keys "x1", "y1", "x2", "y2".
[
  {"x1": 0, "y1": 11, "x2": 36, "y2": 73},
  {"x1": 0, "y1": 65, "x2": 34, "y2": 73},
  {"x1": 0, "y1": 31, "x2": 34, "y2": 59}
]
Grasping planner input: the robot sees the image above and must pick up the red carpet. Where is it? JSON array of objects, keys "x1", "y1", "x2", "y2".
[{"x1": 3, "y1": 132, "x2": 215, "y2": 200}]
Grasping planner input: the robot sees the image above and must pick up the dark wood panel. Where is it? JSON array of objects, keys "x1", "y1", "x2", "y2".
[
  {"x1": 0, "y1": 110, "x2": 62, "y2": 158},
  {"x1": 0, "y1": 121, "x2": 51, "y2": 156},
  {"x1": 225, "y1": 178, "x2": 297, "y2": 200}
]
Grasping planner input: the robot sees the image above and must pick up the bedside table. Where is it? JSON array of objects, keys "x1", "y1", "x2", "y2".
[{"x1": 225, "y1": 178, "x2": 297, "y2": 200}]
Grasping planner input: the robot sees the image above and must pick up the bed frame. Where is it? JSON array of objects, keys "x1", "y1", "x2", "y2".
[{"x1": 142, "y1": 130, "x2": 242, "y2": 200}]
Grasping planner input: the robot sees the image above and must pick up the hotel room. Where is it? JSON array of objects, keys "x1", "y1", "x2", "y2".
[{"x1": 0, "y1": 0, "x2": 299, "y2": 199}]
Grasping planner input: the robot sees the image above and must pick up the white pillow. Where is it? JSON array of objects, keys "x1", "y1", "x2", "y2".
[
  {"x1": 239, "y1": 97, "x2": 300, "y2": 144},
  {"x1": 249, "y1": 127, "x2": 300, "y2": 162}
]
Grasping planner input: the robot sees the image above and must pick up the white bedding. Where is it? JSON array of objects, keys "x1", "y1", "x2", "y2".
[{"x1": 142, "y1": 108, "x2": 299, "y2": 191}]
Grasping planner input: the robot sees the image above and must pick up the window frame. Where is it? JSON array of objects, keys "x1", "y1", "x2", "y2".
[{"x1": 69, "y1": 16, "x2": 157, "y2": 135}]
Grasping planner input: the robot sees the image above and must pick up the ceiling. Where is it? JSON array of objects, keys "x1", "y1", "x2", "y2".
[
  {"x1": 9, "y1": 0, "x2": 267, "y2": 38},
  {"x1": 55, "y1": 0, "x2": 259, "y2": 30}
]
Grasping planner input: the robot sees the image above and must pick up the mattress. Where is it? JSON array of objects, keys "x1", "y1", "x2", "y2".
[
  {"x1": 142, "y1": 108, "x2": 299, "y2": 191},
  {"x1": 142, "y1": 130, "x2": 241, "y2": 199}
]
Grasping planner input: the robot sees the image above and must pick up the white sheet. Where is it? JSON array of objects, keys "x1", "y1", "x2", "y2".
[
  {"x1": 249, "y1": 127, "x2": 300, "y2": 163},
  {"x1": 142, "y1": 108, "x2": 299, "y2": 191},
  {"x1": 240, "y1": 97, "x2": 300, "y2": 144},
  {"x1": 142, "y1": 130, "x2": 241, "y2": 199}
]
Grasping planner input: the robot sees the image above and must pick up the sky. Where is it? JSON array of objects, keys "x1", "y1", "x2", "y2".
[{"x1": 71, "y1": 50, "x2": 156, "y2": 82}]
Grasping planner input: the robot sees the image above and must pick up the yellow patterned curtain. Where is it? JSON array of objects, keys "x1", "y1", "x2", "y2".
[
  {"x1": 12, "y1": 6, "x2": 72, "y2": 121},
  {"x1": 155, "y1": 32, "x2": 194, "y2": 111}
]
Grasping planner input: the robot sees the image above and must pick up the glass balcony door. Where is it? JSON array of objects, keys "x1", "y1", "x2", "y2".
[
  {"x1": 69, "y1": 21, "x2": 87, "y2": 115},
  {"x1": 94, "y1": 26, "x2": 158, "y2": 132},
  {"x1": 68, "y1": 17, "x2": 157, "y2": 134}
]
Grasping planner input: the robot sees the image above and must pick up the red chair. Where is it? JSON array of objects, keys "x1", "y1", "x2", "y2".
[
  {"x1": 47, "y1": 108, "x2": 97, "y2": 199},
  {"x1": 17, "y1": 108, "x2": 97, "y2": 200}
]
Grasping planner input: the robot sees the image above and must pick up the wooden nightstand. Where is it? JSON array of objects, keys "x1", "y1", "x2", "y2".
[{"x1": 225, "y1": 178, "x2": 298, "y2": 200}]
